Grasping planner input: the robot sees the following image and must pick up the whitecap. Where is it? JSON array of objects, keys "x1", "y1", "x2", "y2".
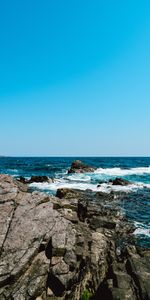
[
  {"x1": 133, "y1": 221, "x2": 150, "y2": 237},
  {"x1": 95, "y1": 166, "x2": 150, "y2": 176},
  {"x1": 29, "y1": 180, "x2": 100, "y2": 192},
  {"x1": 133, "y1": 228, "x2": 150, "y2": 237},
  {"x1": 66, "y1": 173, "x2": 91, "y2": 182}
]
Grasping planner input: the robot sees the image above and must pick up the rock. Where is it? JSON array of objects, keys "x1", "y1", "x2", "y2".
[
  {"x1": 56, "y1": 188, "x2": 94, "y2": 202},
  {"x1": 18, "y1": 175, "x2": 51, "y2": 184},
  {"x1": 19, "y1": 176, "x2": 27, "y2": 184},
  {"x1": 0, "y1": 175, "x2": 76, "y2": 299},
  {"x1": 89, "y1": 216, "x2": 117, "y2": 230},
  {"x1": 78, "y1": 199, "x2": 88, "y2": 222},
  {"x1": 109, "y1": 177, "x2": 131, "y2": 186},
  {"x1": 0, "y1": 174, "x2": 149, "y2": 300},
  {"x1": 28, "y1": 175, "x2": 50, "y2": 183},
  {"x1": 56, "y1": 188, "x2": 82, "y2": 199},
  {"x1": 96, "y1": 191, "x2": 114, "y2": 201},
  {"x1": 68, "y1": 160, "x2": 95, "y2": 174}
]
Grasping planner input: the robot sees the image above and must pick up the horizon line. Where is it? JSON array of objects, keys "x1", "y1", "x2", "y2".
[{"x1": 1, "y1": 155, "x2": 150, "y2": 158}]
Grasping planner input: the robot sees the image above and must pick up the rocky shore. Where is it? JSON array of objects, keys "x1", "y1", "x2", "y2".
[{"x1": 0, "y1": 172, "x2": 150, "y2": 300}]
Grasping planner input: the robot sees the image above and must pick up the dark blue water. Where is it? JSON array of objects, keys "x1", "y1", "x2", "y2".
[{"x1": 0, "y1": 157, "x2": 150, "y2": 248}]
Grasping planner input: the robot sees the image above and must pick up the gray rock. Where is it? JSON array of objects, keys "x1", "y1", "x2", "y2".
[{"x1": 0, "y1": 174, "x2": 149, "y2": 300}]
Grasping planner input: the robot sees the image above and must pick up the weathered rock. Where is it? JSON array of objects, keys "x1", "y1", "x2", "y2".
[
  {"x1": 56, "y1": 188, "x2": 82, "y2": 199},
  {"x1": 68, "y1": 160, "x2": 95, "y2": 174},
  {"x1": 0, "y1": 175, "x2": 109, "y2": 299},
  {"x1": 0, "y1": 174, "x2": 149, "y2": 300},
  {"x1": 0, "y1": 175, "x2": 76, "y2": 299}
]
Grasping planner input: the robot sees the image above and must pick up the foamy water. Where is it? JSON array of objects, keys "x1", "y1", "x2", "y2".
[
  {"x1": 30, "y1": 178, "x2": 150, "y2": 193},
  {"x1": 133, "y1": 222, "x2": 150, "y2": 238},
  {"x1": 95, "y1": 166, "x2": 150, "y2": 176}
]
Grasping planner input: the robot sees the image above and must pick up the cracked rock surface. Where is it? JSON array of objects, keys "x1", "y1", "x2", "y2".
[{"x1": 0, "y1": 175, "x2": 149, "y2": 300}]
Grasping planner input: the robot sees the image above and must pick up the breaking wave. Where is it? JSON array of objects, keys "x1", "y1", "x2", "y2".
[
  {"x1": 95, "y1": 166, "x2": 150, "y2": 176},
  {"x1": 29, "y1": 179, "x2": 150, "y2": 194}
]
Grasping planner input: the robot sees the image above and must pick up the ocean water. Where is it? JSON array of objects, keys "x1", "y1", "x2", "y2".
[{"x1": 0, "y1": 157, "x2": 150, "y2": 248}]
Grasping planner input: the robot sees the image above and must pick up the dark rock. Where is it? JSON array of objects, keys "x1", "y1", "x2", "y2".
[
  {"x1": 18, "y1": 175, "x2": 50, "y2": 184},
  {"x1": 28, "y1": 175, "x2": 49, "y2": 183},
  {"x1": 90, "y1": 216, "x2": 117, "y2": 230},
  {"x1": 96, "y1": 191, "x2": 114, "y2": 201},
  {"x1": 19, "y1": 176, "x2": 27, "y2": 184},
  {"x1": 109, "y1": 177, "x2": 131, "y2": 186},
  {"x1": 68, "y1": 160, "x2": 95, "y2": 174},
  {"x1": 78, "y1": 199, "x2": 88, "y2": 222}
]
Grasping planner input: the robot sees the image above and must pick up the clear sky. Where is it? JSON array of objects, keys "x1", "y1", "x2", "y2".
[{"x1": 0, "y1": 0, "x2": 150, "y2": 156}]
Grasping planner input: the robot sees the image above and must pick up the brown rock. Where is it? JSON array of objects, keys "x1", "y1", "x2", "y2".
[{"x1": 68, "y1": 160, "x2": 95, "y2": 174}]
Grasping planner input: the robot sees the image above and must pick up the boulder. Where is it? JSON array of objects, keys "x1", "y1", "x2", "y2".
[
  {"x1": 68, "y1": 160, "x2": 95, "y2": 174},
  {"x1": 109, "y1": 177, "x2": 131, "y2": 186},
  {"x1": 18, "y1": 175, "x2": 50, "y2": 184}
]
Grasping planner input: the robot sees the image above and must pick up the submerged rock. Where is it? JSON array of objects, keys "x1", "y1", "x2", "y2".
[{"x1": 68, "y1": 160, "x2": 95, "y2": 174}]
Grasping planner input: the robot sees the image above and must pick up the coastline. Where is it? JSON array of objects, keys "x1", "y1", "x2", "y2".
[{"x1": 0, "y1": 160, "x2": 150, "y2": 299}]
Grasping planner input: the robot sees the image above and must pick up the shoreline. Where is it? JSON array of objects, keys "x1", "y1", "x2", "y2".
[{"x1": 0, "y1": 171, "x2": 150, "y2": 299}]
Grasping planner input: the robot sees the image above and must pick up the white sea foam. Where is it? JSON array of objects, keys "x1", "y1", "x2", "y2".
[
  {"x1": 133, "y1": 222, "x2": 150, "y2": 237},
  {"x1": 30, "y1": 180, "x2": 100, "y2": 192},
  {"x1": 95, "y1": 166, "x2": 150, "y2": 176},
  {"x1": 29, "y1": 179, "x2": 150, "y2": 194},
  {"x1": 133, "y1": 228, "x2": 150, "y2": 237},
  {"x1": 66, "y1": 173, "x2": 91, "y2": 182}
]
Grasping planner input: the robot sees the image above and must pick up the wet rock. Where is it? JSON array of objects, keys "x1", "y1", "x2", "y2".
[
  {"x1": 18, "y1": 175, "x2": 52, "y2": 184},
  {"x1": 109, "y1": 177, "x2": 131, "y2": 186},
  {"x1": 19, "y1": 176, "x2": 27, "y2": 184},
  {"x1": 28, "y1": 175, "x2": 50, "y2": 183},
  {"x1": 68, "y1": 160, "x2": 95, "y2": 174}
]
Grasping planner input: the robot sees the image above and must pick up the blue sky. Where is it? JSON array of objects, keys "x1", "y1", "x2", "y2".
[{"x1": 0, "y1": 0, "x2": 150, "y2": 156}]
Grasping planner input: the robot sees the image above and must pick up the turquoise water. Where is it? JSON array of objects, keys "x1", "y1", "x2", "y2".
[{"x1": 0, "y1": 157, "x2": 150, "y2": 248}]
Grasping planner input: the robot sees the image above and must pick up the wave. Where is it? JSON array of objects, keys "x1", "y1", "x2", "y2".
[
  {"x1": 6, "y1": 169, "x2": 19, "y2": 174},
  {"x1": 95, "y1": 166, "x2": 150, "y2": 176},
  {"x1": 30, "y1": 180, "x2": 100, "y2": 192},
  {"x1": 66, "y1": 173, "x2": 91, "y2": 182},
  {"x1": 29, "y1": 180, "x2": 150, "y2": 194}
]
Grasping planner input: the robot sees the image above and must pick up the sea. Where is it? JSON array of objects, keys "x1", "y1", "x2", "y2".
[{"x1": 0, "y1": 157, "x2": 150, "y2": 248}]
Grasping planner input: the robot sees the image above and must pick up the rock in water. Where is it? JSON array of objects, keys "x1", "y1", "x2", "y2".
[
  {"x1": 18, "y1": 175, "x2": 51, "y2": 184},
  {"x1": 68, "y1": 160, "x2": 95, "y2": 173},
  {"x1": 109, "y1": 177, "x2": 132, "y2": 186}
]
